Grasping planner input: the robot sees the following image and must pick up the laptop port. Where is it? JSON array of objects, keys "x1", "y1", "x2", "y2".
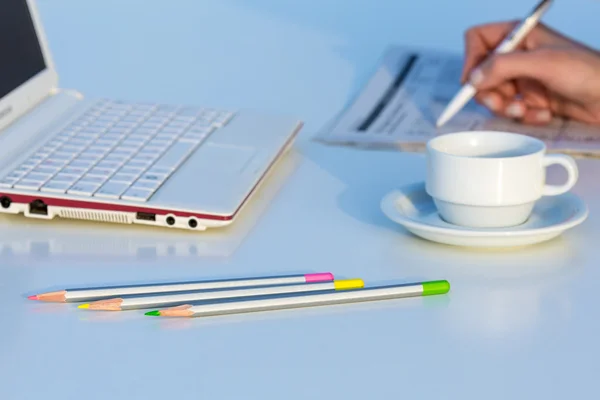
[
  {"x1": 188, "y1": 218, "x2": 198, "y2": 228},
  {"x1": 136, "y1": 212, "x2": 156, "y2": 221},
  {"x1": 29, "y1": 200, "x2": 48, "y2": 216},
  {"x1": 0, "y1": 196, "x2": 11, "y2": 209},
  {"x1": 166, "y1": 216, "x2": 175, "y2": 226}
]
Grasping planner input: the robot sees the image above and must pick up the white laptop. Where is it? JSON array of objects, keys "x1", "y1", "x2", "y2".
[{"x1": 0, "y1": 0, "x2": 302, "y2": 231}]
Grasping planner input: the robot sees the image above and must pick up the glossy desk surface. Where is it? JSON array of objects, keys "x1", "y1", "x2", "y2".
[{"x1": 2, "y1": 1, "x2": 600, "y2": 399}]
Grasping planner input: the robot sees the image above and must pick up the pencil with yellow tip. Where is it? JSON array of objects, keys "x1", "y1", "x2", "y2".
[
  {"x1": 145, "y1": 280, "x2": 450, "y2": 318},
  {"x1": 27, "y1": 272, "x2": 335, "y2": 303},
  {"x1": 78, "y1": 279, "x2": 364, "y2": 311}
]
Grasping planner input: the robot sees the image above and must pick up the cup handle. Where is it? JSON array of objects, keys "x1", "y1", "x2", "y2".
[{"x1": 542, "y1": 154, "x2": 579, "y2": 196}]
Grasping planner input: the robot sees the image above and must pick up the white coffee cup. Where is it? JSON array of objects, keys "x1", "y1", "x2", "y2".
[{"x1": 425, "y1": 131, "x2": 579, "y2": 228}]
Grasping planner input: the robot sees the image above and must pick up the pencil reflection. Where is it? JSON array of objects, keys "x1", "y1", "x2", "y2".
[
  {"x1": 76, "y1": 311, "x2": 143, "y2": 323},
  {"x1": 383, "y1": 234, "x2": 580, "y2": 341},
  {"x1": 27, "y1": 303, "x2": 72, "y2": 315},
  {"x1": 145, "y1": 292, "x2": 451, "y2": 331}
]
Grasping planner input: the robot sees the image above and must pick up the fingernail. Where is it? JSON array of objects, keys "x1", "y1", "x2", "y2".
[
  {"x1": 506, "y1": 103, "x2": 524, "y2": 118},
  {"x1": 469, "y1": 68, "x2": 484, "y2": 86},
  {"x1": 483, "y1": 96, "x2": 498, "y2": 111},
  {"x1": 536, "y1": 109, "x2": 551, "y2": 122}
]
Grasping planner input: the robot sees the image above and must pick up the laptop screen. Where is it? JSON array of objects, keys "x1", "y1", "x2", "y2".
[{"x1": 0, "y1": 0, "x2": 47, "y2": 99}]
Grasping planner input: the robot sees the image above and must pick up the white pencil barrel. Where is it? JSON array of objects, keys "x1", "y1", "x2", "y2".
[
  {"x1": 188, "y1": 284, "x2": 425, "y2": 317},
  {"x1": 66, "y1": 275, "x2": 311, "y2": 301},
  {"x1": 121, "y1": 281, "x2": 337, "y2": 310}
]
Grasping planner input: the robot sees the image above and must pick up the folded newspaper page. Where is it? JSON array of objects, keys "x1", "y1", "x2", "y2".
[{"x1": 316, "y1": 45, "x2": 600, "y2": 157}]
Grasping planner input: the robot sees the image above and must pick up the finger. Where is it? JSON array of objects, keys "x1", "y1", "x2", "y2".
[
  {"x1": 494, "y1": 80, "x2": 518, "y2": 100},
  {"x1": 461, "y1": 21, "x2": 559, "y2": 83},
  {"x1": 503, "y1": 99, "x2": 527, "y2": 120},
  {"x1": 468, "y1": 49, "x2": 557, "y2": 92},
  {"x1": 516, "y1": 79, "x2": 550, "y2": 109},
  {"x1": 502, "y1": 98, "x2": 554, "y2": 125},
  {"x1": 461, "y1": 20, "x2": 520, "y2": 82},
  {"x1": 521, "y1": 108, "x2": 553, "y2": 125},
  {"x1": 472, "y1": 82, "x2": 517, "y2": 113},
  {"x1": 474, "y1": 90, "x2": 507, "y2": 113}
]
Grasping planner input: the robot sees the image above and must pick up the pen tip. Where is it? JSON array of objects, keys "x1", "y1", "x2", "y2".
[
  {"x1": 78, "y1": 304, "x2": 90, "y2": 309},
  {"x1": 145, "y1": 311, "x2": 161, "y2": 316},
  {"x1": 27, "y1": 295, "x2": 38, "y2": 300}
]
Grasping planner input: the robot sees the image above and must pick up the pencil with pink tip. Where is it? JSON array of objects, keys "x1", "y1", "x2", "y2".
[{"x1": 28, "y1": 272, "x2": 334, "y2": 303}]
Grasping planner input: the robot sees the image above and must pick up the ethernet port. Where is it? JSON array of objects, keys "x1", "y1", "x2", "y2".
[{"x1": 29, "y1": 200, "x2": 48, "y2": 216}]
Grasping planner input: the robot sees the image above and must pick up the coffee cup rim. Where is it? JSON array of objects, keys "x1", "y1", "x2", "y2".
[{"x1": 426, "y1": 131, "x2": 546, "y2": 160}]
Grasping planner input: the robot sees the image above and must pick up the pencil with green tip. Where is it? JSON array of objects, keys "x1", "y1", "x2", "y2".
[
  {"x1": 145, "y1": 280, "x2": 450, "y2": 318},
  {"x1": 78, "y1": 279, "x2": 364, "y2": 311}
]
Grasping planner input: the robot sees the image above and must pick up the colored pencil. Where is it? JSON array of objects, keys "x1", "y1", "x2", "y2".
[
  {"x1": 145, "y1": 280, "x2": 450, "y2": 318},
  {"x1": 78, "y1": 279, "x2": 364, "y2": 311},
  {"x1": 28, "y1": 272, "x2": 334, "y2": 303}
]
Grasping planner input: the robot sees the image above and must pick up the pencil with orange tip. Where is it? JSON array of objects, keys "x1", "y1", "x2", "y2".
[
  {"x1": 145, "y1": 280, "x2": 451, "y2": 318},
  {"x1": 78, "y1": 279, "x2": 364, "y2": 311},
  {"x1": 27, "y1": 272, "x2": 335, "y2": 303}
]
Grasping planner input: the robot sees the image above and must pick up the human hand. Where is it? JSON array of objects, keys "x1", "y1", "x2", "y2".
[{"x1": 462, "y1": 21, "x2": 600, "y2": 125}]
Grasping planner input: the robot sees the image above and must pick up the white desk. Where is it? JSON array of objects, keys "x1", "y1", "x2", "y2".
[{"x1": 2, "y1": 1, "x2": 600, "y2": 399}]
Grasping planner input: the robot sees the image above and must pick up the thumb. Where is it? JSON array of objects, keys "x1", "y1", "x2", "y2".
[{"x1": 469, "y1": 49, "x2": 557, "y2": 90}]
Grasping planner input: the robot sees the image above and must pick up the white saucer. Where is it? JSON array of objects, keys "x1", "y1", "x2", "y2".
[{"x1": 380, "y1": 182, "x2": 589, "y2": 248}]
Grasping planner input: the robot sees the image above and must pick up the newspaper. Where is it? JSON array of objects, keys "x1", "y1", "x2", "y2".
[{"x1": 316, "y1": 45, "x2": 600, "y2": 157}]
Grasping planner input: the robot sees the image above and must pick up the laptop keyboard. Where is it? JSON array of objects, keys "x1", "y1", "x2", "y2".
[{"x1": 0, "y1": 100, "x2": 234, "y2": 202}]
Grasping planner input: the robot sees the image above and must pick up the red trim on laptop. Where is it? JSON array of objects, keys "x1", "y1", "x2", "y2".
[{"x1": 0, "y1": 192, "x2": 232, "y2": 220}]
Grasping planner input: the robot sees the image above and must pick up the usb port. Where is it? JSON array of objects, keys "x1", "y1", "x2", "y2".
[{"x1": 136, "y1": 212, "x2": 156, "y2": 221}]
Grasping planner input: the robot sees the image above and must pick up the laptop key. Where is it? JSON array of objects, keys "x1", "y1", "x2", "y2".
[
  {"x1": 6, "y1": 170, "x2": 27, "y2": 180},
  {"x1": 23, "y1": 172, "x2": 51, "y2": 182},
  {"x1": 41, "y1": 181, "x2": 72, "y2": 194},
  {"x1": 120, "y1": 166, "x2": 144, "y2": 175},
  {"x1": 126, "y1": 160, "x2": 152, "y2": 169},
  {"x1": 121, "y1": 188, "x2": 153, "y2": 202},
  {"x1": 111, "y1": 173, "x2": 137, "y2": 184},
  {"x1": 138, "y1": 172, "x2": 166, "y2": 182},
  {"x1": 94, "y1": 181, "x2": 129, "y2": 199},
  {"x1": 52, "y1": 173, "x2": 79, "y2": 184},
  {"x1": 131, "y1": 180, "x2": 161, "y2": 191},
  {"x1": 32, "y1": 166, "x2": 60, "y2": 175},
  {"x1": 70, "y1": 160, "x2": 96, "y2": 169},
  {"x1": 78, "y1": 176, "x2": 106, "y2": 185},
  {"x1": 14, "y1": 180, "x2": 43, "y2": 190},
  {"x1": 40, "y1": 159, "x2": 69, "y2": 168},
  {"x1": 87, "y1": 167, "x2": 114, "y2": 177},
  {"x1": 19, "y1": 160, "x2": 39, "y2": 170},
  {"x1": 147, "y1": 166, "x2": 172, "y2": 175},
  {"x1": 0, "y1": 177, "x2": 18, "y2": 188},
  {"x1": 62, "y1": 167, "x2": 88, "y2": 176},
  {"x1": 67, "y1": 183, "x2": 100, "y2": 196},
  {"x1": 213, "y1": 112, "x2": 234, "y2": 127},
  {"x1": 153, "y1": 141, "x2": 195, "y2": 170}
]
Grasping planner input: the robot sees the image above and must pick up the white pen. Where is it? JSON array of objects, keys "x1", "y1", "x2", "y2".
[{"x1": 436, "y1": 0, "x2": 554, "y2": 128}]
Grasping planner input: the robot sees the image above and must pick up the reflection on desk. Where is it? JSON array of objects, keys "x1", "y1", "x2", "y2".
[
  {"x1": 0, "y1": 149, "x2": 301, "y2": 260},
  {"x1": 382, "y1": 234, "x2": 582, "y2": 343}
]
